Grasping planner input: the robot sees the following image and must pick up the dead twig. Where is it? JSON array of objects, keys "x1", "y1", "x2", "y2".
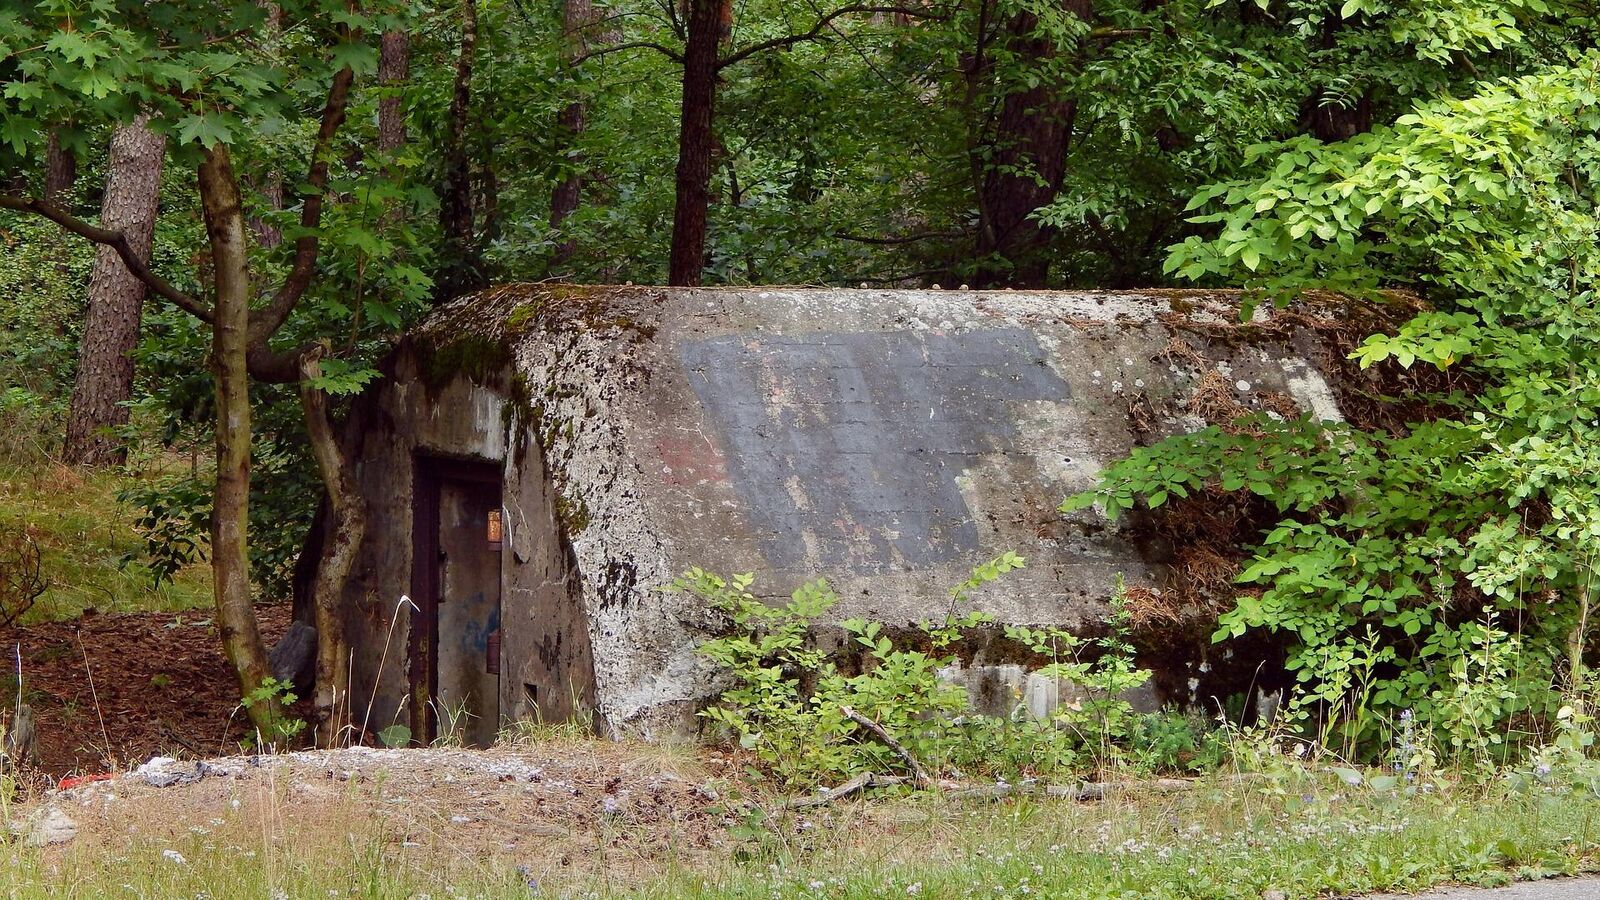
[
  {"x1": 788, "y1": 772, "x2": 1265, "y2": 808},
  {"x1": 785, "y1": 773, "x2": 910, "y2": 808},
  {"x1": 76, "y1": 629, "x2": 112, "y2": 762},
  {"x1": 947, "y1": 774, "x2": 1261, "y2": 802},
  {"x1": 840, "y1": 706, "x2": 931, "y2": 787}
]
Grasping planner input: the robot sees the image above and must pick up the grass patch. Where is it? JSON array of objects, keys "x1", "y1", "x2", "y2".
[
  {"x1": 8, "y1": 757, "x2": 1600, "y2": 899},
  {"x1": 663, "y1": 781, "x2": 1598, "y2": 899},
  {"x1": 0, "y1": 461, "x2": 210, "y2": 622}
]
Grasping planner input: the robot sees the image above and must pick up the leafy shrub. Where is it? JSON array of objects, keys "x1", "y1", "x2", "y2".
[
  {"x1": 684, "y1": 569, "x2": 971, "y2": 785},
  {"x1": 0, "y1": 214, "x2": 93, "y2": 464},
  {"x1": 240, "y1": 676, "x2": 306, "y2": 750},
  {"x1": 1070, "y1": 60, "x2": 1600, "y2": 763},
  {"x1": 681, "y1": 555, "x2": 1212, "y2": 786}
]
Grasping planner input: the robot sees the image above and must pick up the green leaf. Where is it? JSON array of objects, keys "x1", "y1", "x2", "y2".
[
  {"x1": 45, "y1": 30, "x2": 110, "y2": 67},
  {"x1": 174, "y1": 113, "x2": 233, "y2": 149},
  {"x1": 377, "y1": 724, "x2": 411, "y2": 748}
]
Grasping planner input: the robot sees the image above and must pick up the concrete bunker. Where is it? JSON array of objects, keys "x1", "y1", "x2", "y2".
[{"x1": 337, "y1": 284, "x2": 1371, "y2": 742}]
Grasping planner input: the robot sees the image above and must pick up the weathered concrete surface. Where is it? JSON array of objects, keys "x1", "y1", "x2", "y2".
[
  {"x1": 338, "y1": 340, "x2": 597, "y2": 743},
  {"x1": 346, "y1": 285, "x2": 1372, "y2": 738}
]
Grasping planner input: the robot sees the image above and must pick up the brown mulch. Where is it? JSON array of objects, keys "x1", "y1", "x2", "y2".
[{"x1": 0, "y1": 604, "x2": 291, "y2": 779}]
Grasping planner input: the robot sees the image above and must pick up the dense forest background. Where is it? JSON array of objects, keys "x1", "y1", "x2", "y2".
[{"x1": 3, "y1": 0, "x2": 1598, "y2": 750}]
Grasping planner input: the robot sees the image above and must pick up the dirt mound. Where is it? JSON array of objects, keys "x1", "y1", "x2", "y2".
[
  {"x1": 0, "y1": 605, "x2": 291, "y2": 778},
  {"x1": 33, "y1": 743, "x2": 739, "y2": 886}
]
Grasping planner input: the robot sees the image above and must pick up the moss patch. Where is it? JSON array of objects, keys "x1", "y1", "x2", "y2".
[
  {"x1": 499, "y1": 284, "x2": 660, "y2": 344},
  {"x1": 553, "y1": 494, "x2": 591, "y2": 534},
  {"x1": 416, "y1": 335, "x2": 514, "y2": 394}
]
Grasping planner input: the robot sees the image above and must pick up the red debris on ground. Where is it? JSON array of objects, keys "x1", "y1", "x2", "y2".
[{"x1": 0, "y1": 605, "x2": 290, "y2": 778}]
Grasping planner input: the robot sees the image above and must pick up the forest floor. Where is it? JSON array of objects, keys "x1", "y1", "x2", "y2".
[
  {"x1": 0, "y1": 458, "x2": 284, "y2": 777},
  {"x1": 0, "y1": 604, "x2": 291, "y2": 778}
]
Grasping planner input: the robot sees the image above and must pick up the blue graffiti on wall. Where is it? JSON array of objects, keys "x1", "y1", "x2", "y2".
[
  {"x1": 460, "y1": 596, "x2": 500, "y2": 654},
  {"x1": 677, "y1": 329, "x2": 1070, "y2": 572}
]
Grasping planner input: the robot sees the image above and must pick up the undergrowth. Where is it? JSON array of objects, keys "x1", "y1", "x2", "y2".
[
  {"x1": 678, "y1": 556, "x2": 1226, "y2": 787},
  {"x1": 0, "y1": 461, "x2": 210, "y2": 622}
]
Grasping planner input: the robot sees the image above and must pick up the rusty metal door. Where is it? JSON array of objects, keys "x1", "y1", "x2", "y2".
[{"x1": 411, "y1": 458, "x2": 502, "y2": 747}]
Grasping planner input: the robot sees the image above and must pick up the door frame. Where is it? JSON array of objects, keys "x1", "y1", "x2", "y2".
[{"x1": 409, "y1": 454, "x2": 503, "y2": 743}]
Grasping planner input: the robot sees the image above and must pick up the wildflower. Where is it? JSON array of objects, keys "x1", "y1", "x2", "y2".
[{"x1": 162, "y1": 850, "x2": 187, "y2": 866}]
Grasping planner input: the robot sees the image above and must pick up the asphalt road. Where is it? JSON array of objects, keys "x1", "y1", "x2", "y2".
[{"x1": 1365, "y1": 877, "x2": 1600, "y2": 899}]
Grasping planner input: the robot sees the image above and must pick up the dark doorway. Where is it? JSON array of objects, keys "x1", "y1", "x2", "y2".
[{"x1": 411, "y1": 457, "x2": 503, "y2": 747}]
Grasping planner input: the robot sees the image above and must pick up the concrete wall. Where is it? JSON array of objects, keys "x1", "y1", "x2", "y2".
[
  {"x1": 340, "y1": 344, "x2": 595, "y2": 743},
  {"x1": 353, "y1": 285, "x2": 1357, "y2": 738}
]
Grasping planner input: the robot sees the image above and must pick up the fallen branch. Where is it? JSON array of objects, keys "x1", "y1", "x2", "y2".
[
  {"x1": 1062, "y1": 778, "x2": 1196, "y2": 801},
  {"x1": 948, "y1": 775, "x2": 1251, "y2": 802},
  {"x1": 786, "y1": 773, "x2": 909, "y2": 808},
  {"x1": 840, "y1": 706, "x2": 932, "y2": 787}
]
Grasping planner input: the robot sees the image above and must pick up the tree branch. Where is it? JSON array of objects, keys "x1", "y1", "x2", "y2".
[
  {"x1": 572, "y1": 40, "x2": 685, "y2": 65},
  {"x1": 248, "y1": 56, "x2": 357, "y2": 344},
  {"x1": 1088, "y1": 27, "x2": 1151, "y2": 41},
  {"x1": 246, "y1": 342, "x2": 321, "y2": 384},
  {"x1": 717, "y1": 5, "x2": 950, "y2": 70},
  {"x1": 0, "y1": 193, "x2": 213, "y2": 323},
  {"x1": 833, "y1": 229, "x2": 962, "y2": 245}
]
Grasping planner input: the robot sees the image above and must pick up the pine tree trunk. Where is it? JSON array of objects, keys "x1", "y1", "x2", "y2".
[
  {"x1": 973, "y1": 0, "x2": 1091, "y2": 289},
  {"x1": 43, "y1": 132, "x2": 75, "y2": 207},
  {"x1": 436, "y1": 0, "x2": 482, "y2": 301},
  {"x1": 247, "y1": 3, "x2": 286, "y2": 250},
  {"x1": 667, "y1": 0, "x2": 730, "y2": 287},
  {"x1": 198, "y1": 145, "x2": 278, "y2": 734},
  {"x1": 64, "y1": 116, "x2": 167, "y2": 467},
  {"x1": 378, "y1": 29, "x2": 410, "y2": 155},
  {"x1": 549, "y1": 0, "x2": 611, "y2": 266}
]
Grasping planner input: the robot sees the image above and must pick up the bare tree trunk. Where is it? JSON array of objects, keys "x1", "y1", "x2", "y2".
[
  {"x1": 248, "y1": 173, "x2": 284, "y2": 250},
  {"x1": 667, "y1": 0, "x2": 730, "y2": 287},
  {"x1": 436, "y1": 0, "x2": 483, "y2": 301},
  {"x1": 549, "y1": 0, "x2": 611, "y2": 266},
  {"x1": 297, "y1": 349, "x2": 365, "y2": 747},
  {"x1": 198, "y1": 145, "x2": 278, "y2": 733},
  {"x1": 1299, "y1": 16, "x2": 1372, "y2": 142},
  {"x1": 1300, "y1": 93, "x2": 1372, "y2": 141},
  {"x1": 44, "y1": 132, "x2": 75, "y2": 206},
  {"x1": 247, "y1": 2, "x2": 286, "y2": 250},
  {"x1": 973, "y1": 0, "x2": 1091, "y2": 289},
  {"x1": 64, "y1": 116, "x2": 167, "y2": 467},
  {"x1": 378, "y1": 29, "x2": 410, "y2": 155}
]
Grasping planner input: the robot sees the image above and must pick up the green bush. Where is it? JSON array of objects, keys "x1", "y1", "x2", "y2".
[
  {"x1": 1070, "y1": 57, "x2": 1600, "y2": 766},
  {"x1": 680, "y1": 556, "x2": 1218, "y2": 787}
]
